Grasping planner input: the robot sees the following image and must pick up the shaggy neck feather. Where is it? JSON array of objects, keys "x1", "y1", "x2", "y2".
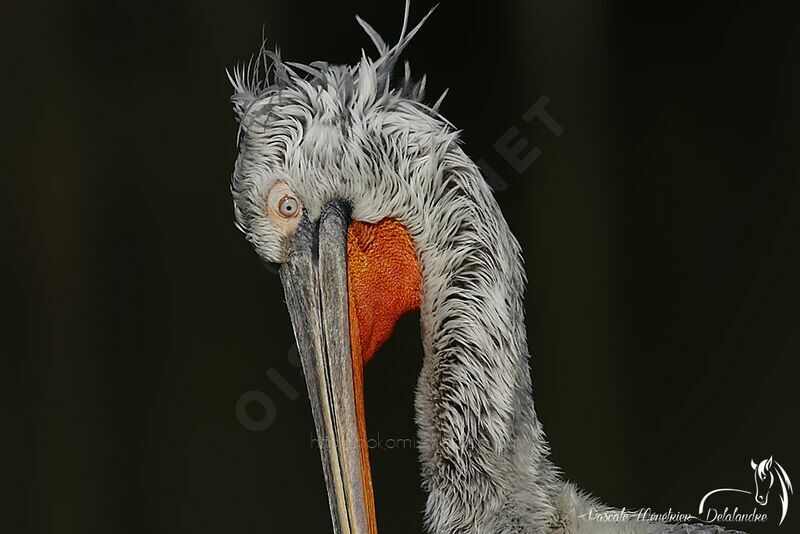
[{"x1": 407, "y1": 150, "x2": 560, "y2": 533}]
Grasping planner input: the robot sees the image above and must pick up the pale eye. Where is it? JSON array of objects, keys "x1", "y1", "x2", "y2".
[
  {"x1": 278, "y1": 195, "x2": 300, "y2": 218},
  {"x1": 266, "y1": 181, "x2": 303, "y2": 235}
]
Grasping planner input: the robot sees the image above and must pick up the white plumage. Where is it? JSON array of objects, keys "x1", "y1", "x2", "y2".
[{"x1": 229, "y1": 3, "x2": 743, "y2": 533}]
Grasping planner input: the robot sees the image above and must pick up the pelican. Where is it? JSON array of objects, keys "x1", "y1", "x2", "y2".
[{"x1": 228, "y1": 4, "x2": 742, "y2": 534}]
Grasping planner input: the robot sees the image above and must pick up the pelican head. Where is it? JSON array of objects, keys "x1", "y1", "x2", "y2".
[
  {"x1": 230, "y1": 3, "x2": 558, "y2": 534},
  {"x1": 229, "y1": 5, "x2": 456, "y2": 532}
]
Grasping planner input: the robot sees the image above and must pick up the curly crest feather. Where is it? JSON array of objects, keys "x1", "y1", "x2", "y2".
[{"x1": 227, "y1": 2, "x2": 443, "y2": 135}]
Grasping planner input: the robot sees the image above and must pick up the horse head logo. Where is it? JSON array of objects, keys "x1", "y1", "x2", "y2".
[
  {"x1": 752, "y1": 456, "x2": 775, "y2": 505},
  {"x1": 750, "y1": 456, "x2": 793, "y2": 524},
  {"x1": 700, "y1": 455, "x2": 793, "y2": 526}
]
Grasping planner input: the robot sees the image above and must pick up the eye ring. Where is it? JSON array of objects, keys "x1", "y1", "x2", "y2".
[{"x1": 277, "y1": 194, "x2": 300, "y2": 218}]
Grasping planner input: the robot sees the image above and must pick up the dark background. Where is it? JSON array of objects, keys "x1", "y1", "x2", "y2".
[{"x1": 5, "y1": 1, "x2": 799, "y2": 533}]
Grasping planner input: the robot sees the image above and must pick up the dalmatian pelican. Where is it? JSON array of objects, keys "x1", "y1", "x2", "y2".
[{"x1": 228, "y1": 3, "x2": 744, "y2": 534}]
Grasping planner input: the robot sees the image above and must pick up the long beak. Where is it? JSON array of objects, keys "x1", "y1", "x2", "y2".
[{"x1": 280, "y1": 201, "x2": 376, "y2": 534}]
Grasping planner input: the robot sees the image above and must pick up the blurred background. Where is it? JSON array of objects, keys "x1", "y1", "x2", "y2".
[{"x1": 4, "y1": 1, "x2": 799, "y2": 533}]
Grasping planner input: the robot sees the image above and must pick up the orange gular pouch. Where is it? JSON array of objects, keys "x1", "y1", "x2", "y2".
[
  {"x1": 346, "y1": 218, "x2": 421, "y2": 365},
  {"x1": 345, "y1": 218, "x2": 421, "y2": 532}
]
